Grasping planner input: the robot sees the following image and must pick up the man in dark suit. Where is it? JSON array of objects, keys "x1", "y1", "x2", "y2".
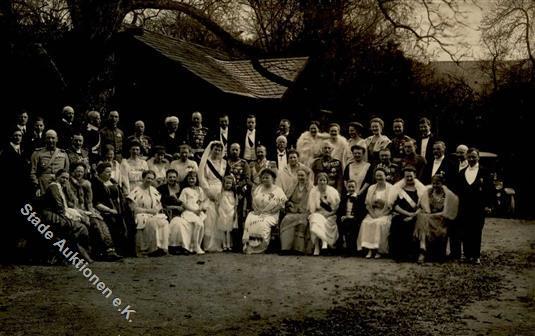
[
  {"x1": 416, "y1": 117, "x2": 437, "y2": 165},
  {"x1": 337, "y1": 180, "x2": 364, "y2": 255},
  {"x1": 84, "y1": 111, "x2": 101, "y2": 166},
  {"x1": 56, "y1": 105, "x2": 78, "y2": 148},
  {"x1": 211, "y1": 114, "x2": 233, "y2": 158},
  {"x1": 23, "y1": 116, "x2": 46, "y2": 158},
  {"x1": 452, "y1": 148, "x2": 493, "y2": 264},
  {"x1": 275, "y1": 119, "x2": 297, "y2": 150},
  {"x1": 421, "y1": 141, "x2": 454, "y2": 185},
  {"x1": 401, "y1": 140, "x2": 426, "y2": 180},
  {"x1": 241, "y1": 114, "x2": 263, "y2": 162}
]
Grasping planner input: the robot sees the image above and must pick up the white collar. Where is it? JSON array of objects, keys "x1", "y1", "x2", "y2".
[
  {"x1": 87, "y1": 124, "x2": 98, "y2": 131},
  {"x1": 467, "y1": 163, "x2": 479, "y2": 170},
  {"x1": 434, "y1": 155, "x2": 445, "y2": 163}
]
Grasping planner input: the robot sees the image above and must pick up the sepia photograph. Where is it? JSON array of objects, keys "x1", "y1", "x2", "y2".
[{"x1": 0, "y1": 0, "x2": 534, "y2": 335}]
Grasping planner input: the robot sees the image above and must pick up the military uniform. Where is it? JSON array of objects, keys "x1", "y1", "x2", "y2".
[
  {"x1": 187, "y1": 126, "x2": 209, "y2": 149},
  {"x1": 389, "y1": 135, "x2": 414, "y2": 165},
  {"x1": 30, "y1": 147, "x2": 70, "y2": 194},
  {"x1": 100, "y1": 127, "x2": 124, "y2": 161},
  {"x1": 67, "y1": 148, "x2": 90, "y2": 172},
  {"x1": 311, "y1": 157, "x2": 343, "y2": 193}
]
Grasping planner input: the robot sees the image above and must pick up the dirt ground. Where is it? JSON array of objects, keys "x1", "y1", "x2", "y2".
[{"x1": 1, "y1": 218, "x2": 534, "y2": 336}]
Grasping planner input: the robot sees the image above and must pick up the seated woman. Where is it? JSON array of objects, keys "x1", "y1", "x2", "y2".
[
  {"x1": 146, "y1": 145, "x2": 169, "y2": 187},
  {"x1": 357, "y1": 167, "x2": 395, "y2": 258},
  {"x1": 39, "y1": 169, "x2": 92, "y2": 262},
  {"x1": 279, "y1": 167, "x2": 313, "y2": 255},
  {"x1": 169, "y1": 171, "x2": 207, "y2": 255},
  {"x1": 100, "y1": 144, "x2": 128, "y2": 193},
  {"x1": 308, "y1": 172, "x2": 341, "y2": 255},
  {"x1": 276, "y1": 149, "x2": 313, "y2": 198},
  {"x1": 68, "y1": 162, "x2": 121, "y2": 261},
  {"x1": 127, "y1": 170, "x2": 169, "y2": 257},
  {"x1": 157, "y1": 169, "x2": 183, "y2": 220},
  {"x1": 415, "y1": 174, "x2": 458, "y2": 262},
  {"x1": 389, "y1": 166, "x2": 427, "y2": 261},
  {"x1": 92, "y1": 162, "x2": 131, "y2": 257},
  {"x1": 242, "y1": 168, "x2": 287, "y2": 254},
  {"x1": 121, "y1": 141, "x2": 148, "y2": 194}
]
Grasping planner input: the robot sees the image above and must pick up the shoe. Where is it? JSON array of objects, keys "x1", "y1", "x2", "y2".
[
  {"x1": 417, "y1": 253, "x2": 425, "y2": 264},
  {"x1": 374, "y1": 253, "x2": 382, "y2": 259},
  {"x1": 365, "y1": 251, "x2": 372, "y2": 259},
  {"x1": 195, "y1": 247, "x2": 205, "y2": 255},
  {"x1": 474, "y1": 258, "x2": 481, "y2": 265},
  {"x1": 148, "y1": 248, "x2": 167, "y2": 257},
  {"x1": 313, "y1": 247, "x2": 320, "y2": 256},
  {"x1": 102, "y1": 251, "x2": 123, "y2": 261}
]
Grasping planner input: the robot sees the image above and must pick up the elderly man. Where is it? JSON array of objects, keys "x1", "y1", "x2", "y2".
[
  {"x1": 389, "y1": 118, "x2": 415, "y2": 165},
  {"x1": 57, "y1": 106, "x2": 77, "y2": 147},
  {"x1": 456, "y1": 144, "x2": 469, "y2": 171},
  {"x1": 66, "y1": 133, "x2": 90, "y2": 173},
  {"x1": 161, "y1": 116, "x2": 181, "y2": 157},
  {"x1": 311, "y1": 141, "x2": 344, "y2": 193},
  {"x1": 375, "y1": 148, "x2": 401, "y2": 184},
  {"x1": 273, "y1": 135, "x2": 288, "y2": 170},
  {"x1": 452, "y1": 148, "x2": 493, "y2": 265},
  {"x1": 127, "y1": 120, "x2": 152, "y2": 160},
  {"x1": 249, "y1": 145, "x2": 277, "y2": 187},
  {"x1": 84, "y1": 110, "x2": 101, "y2": 165},
  {"x1": 187, "y1": 111, "x2": 209, "y2": 149},
  {"x1": 100, "y1": 110, "x2": 124, "y2": 161},
  {"x1": 421, "y1": 141, "x2": 454, "y2": 185},
  {"x1": 30, "y1": 130, "x2": 70, "y2": 195}
]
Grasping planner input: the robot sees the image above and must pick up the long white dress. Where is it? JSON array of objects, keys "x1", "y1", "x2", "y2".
[
  {"x1": 217, "y1": 191, "x2": 237, "y2": 232},
  {"x1": 168, "y1": 187, "x2": 206, "y2": 252},
  {"x1": 127, "y1": 185, "x2": 169, "y2": 254},
  {"x1": 308, "y1": 185, "x2": 341, "y2": 247},
  {"x1": 242, "y1": 184, "x2": 287, "y2": 254},
  {"x1": 199, "y1": 142, "x2": 227, "y2": 252},
  {"x1": 357, "y1": 183, "x2": 395, "y2": 253},
  {"x1": 121, "y1": 157, "x2": 148, "y2": 194},
  {"x1": 296, "y1": 131, "x2": 330, "y2": 166}
]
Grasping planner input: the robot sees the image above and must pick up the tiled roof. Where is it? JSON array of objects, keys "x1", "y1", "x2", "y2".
[{"x1": 132, "y1": 29, "x2": 308, "y2": 99}]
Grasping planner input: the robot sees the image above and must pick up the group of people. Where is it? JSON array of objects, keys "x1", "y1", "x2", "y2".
[{"x1": 2, "y1": 106, "x2": 493, "y2": 265}]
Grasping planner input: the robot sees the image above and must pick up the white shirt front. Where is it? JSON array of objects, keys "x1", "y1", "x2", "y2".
[
  {"x1": 220, "y1": 127, "x2": 229, "y2": 155},
  {"x1": 420, "y1": 137, "x2": 430, "y2": 158},
  {"x1": 11, "y1": 142, "x2": 21, "y2": 154},
  {"x1": 431, "y1": 155, "x2": 444, "y2": 176},
  {"x1": 277, "y1": 150, "x2": 287, "y2": 169},
  {"x1": 459, "y1": 160, "x2": 468, "y2": 171},
  {"x1": 244, "y1": 129, "x2": 256, "y2": 160},
  {"x1": 465, "y1": 163, "x2": 479, "y2": 185}
]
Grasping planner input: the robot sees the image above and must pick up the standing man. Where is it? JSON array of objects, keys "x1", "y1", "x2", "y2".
[
  {"x1": 375, "y1": 148, "x2": 401, "y2": 184},
  {"x1": 30, "y1": 130, "x2": 70, "y2": 195},
  {"x1": 213, "y1": 114, "x2": 232, "y2": 157},
  {"x1": 311, "y1": 141, "x2": 344, "y2": 194},
  {"x1": 127, "y1": 120, "x2": 152, "y2": 160},
  {"x1": 15, "y1": 110, "x2": 29, "y2": 138},
  {"x1": 453, "y1": 148, "x2": 492, "y2": 264},
  {"x1": 24, "y1": 116, "x2": 46, "y2": 156},
  {"x1": 275, "y1": 119, "x2": 297, "y2": 149},
  {"x1": 187, "y1": 111, "x2": 209, "y2": 149},
  {"x1": 225, "y1": 143, "x2": 252, "y2": 251},
  {"x1": 416, "y1": 117, "x2": 437, "y2": 164},
  {"x1": 100, "y1": 110, "x2": 124, "y2": 161},
  {"x1": 273, "y1": 135, "x2": 288, "y2": 170},
  {"x1": 389, "y1": 118, "x2": 414, "y2": 165},
  {"x1": 456, "y1": 144, "x2": 469, "y2": 171},
  {"x1": 84, "y1": 110, "x2": 101, "y2": 166},
  {"x1": 421, "y1": 141, "x2": 454, "y2": 185},
  {"x1": 242, "y1": 114, "x2": 260, "y2": 162},
  {"x1": 249, "y1": 145, "x2": 276, "y2": 187},
  {"x1": 66, "y1": 133, "x2": 90, "y2": 173},
  {"x1": 401, "y1": 140, "x2": 426, "y2": 180},
  {"x1": 57, "y1": 105, "x2": 77, "y2": 147},
  {"x1": 160, "y1": 116, "x2": 181, "y2": 158}
]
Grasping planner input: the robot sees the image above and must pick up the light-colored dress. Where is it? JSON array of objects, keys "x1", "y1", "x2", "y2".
[
  {"x1": 199, "y1": 144, "x2": 227, "y2": 252},
  {"x1": 329, "y1": 135, "x2": 349, "y2": 167},
  {"x1": 365, "y1": 135, "x2": 391, "y2": 164},
  {"x1": 121, "y1": 157, "x2": 148, "y2": 194},
  {"x1": 169, "y1": 159, "x2": 199, "y2": 183},
  {"x1": 169, "y1": 187, "x2": 206, "y2": 252},
  {"x1": 218, "y1": 191, "x2": 237, "y2": 232},
  {"x1": 357, "y1": 183, "x2": 395, "y2": 253},
  {"x1": 280, "y1": 183, "x2": 311, "y2": 252},
  {"x1": 344, "y1": 161, "x2": 371, "y2": 192},
  {"x1": 128, "y1": 185, "x2": 169, "y2": 254},
  {"x1": 242, "y1": 184, "x2": 287, "y2": 254},
  {"x1": 296, "y1": 131, "x2": 330, "y2": 166},
  {"x1": 147, "y1": 158, "x2": 169, "y2": 186},
  {"x1": 276, "y1": 163, "x2": 314, "y2": 198},
  {"x1": 308, "y1": 185, "x2": 341, "y2": 247}
]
